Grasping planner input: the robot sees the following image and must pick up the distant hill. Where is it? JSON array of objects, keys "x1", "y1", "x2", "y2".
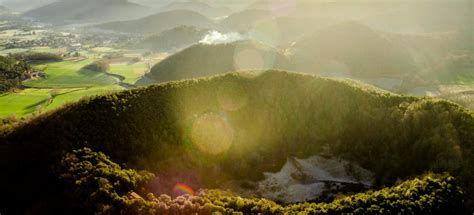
[
  {"x1": 129, "y1": 0, "x2": 173, "y2": 8},
  {"x1": 360, "y1": 0, "x2": 472, "y2": 33},
  {"x1": 220, "y1": 9, "x2": 273, "y2": 32},
  {"x1": 131, "y1": 26, "x2": 209, "y2": 52},
  {"x1": 23, "y1": 0, "x2": 153, "y2": 24},
  {"x1": 396, "y1": 30, "x2": 474, "y2": 85},
  {"x1": 148, "y1": 40, "x2": 292, "y2": 81},
  {"x1": 249, "y1": 16, "x2": 336, "y2": 46},
  {"x1": 96, "y1": 9, "x2": 216, "y2": 34},
  {"x1": 290, "y1": 22, "x2": 418, "y2": 78},
  {"x1": 158, "y1": 1, "x2": 232, "y2": 18},
  {"x1": 1, "y1": 71, "x2": 473, "y2": 213},
  {"x1": 132, "y1": 0, "x2": 252, "y2": 12},
  {"x1": 245, "y1": 0, "x2": 472, "y2": 34},
  {"x1": 1, "y1": 0, "x2": 53, "y2": 12},
  {"x1": 143, "y1": 21, "x2": 471, "y2": 90},
  {"x1": 0, "y1": 5, "x2": 9, "y2": 14}
]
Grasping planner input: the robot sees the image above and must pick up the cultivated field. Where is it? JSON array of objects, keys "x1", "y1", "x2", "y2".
[{"x1": 0, "y1": 48, "x2": 160, "y2": 117}]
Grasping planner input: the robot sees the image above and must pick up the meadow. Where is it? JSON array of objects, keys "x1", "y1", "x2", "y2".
[
  {"x1": 27, "y1": 59, "x2": 119, "y2": 88},
  {"x1": 0, "y1": 87, "x2": 122, "y2": 117},
  {"x1": 109, "y1": 62, "x2": 148, "y2": 84},
  {"x1": 0, "y1": 53, "x2": 152, "y2": 117}
]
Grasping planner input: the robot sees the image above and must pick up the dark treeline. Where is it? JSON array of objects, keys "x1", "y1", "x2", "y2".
[
  {"x1": 0, "y1": 55, "x2": 31, "y2": 92},
  {"x1": 11, "y1": 52, "x2": 63, "y2": 62},
  {"x1": 55, "y1": 149, "x2": 468, "y2": 215},
  {"x1": 0, "y1": 71, "x2": 473, "y2": 213},
  {"x1": 83, "y1": 60, "x2": 110, "y2": 73}
]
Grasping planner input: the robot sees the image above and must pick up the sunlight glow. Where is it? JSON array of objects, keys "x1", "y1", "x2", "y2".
[
  {"x1": 250, "y1": 18, "x2": 280, "y2": 46},
  {"x1": 269, "y1": 0, "x2": 297, "y2": 16},
  {"x1": 234, "y1": 48, "x2": 266, "y2": 71},
  {"x1": 217, "y1": 83, "x2": 248, "y2": 112},
  {"x1": 191, "y1": 113, "x2": 234, "y2": 155}
]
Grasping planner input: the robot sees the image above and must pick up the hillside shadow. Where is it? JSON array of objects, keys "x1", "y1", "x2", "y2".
[
  {"x1": 78, "y1": 68, "x2": 100, "y2": 76},
  {"x1": 134, "y1": 75, "x2": 158, "y2": 86},
  {"x1": 24, "y1": 97, "x2": 51, "y2": 112}
]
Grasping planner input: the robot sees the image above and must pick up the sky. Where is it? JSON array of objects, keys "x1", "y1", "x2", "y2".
[{"x1": 1, "y1": 0, "x2": 469, "y2": 12}]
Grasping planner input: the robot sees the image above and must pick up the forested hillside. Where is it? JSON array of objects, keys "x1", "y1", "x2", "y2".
[
  {"x1": 1, "y1": 71, "x2": 473, "y2": 213},
  {"x1": 149, "y1": 41, "x2": 292, "y2": 81},
  {"x1": 0, "y1": 55, "x2": 31, "y2": 92},
  {"x1": 131, "y1": 26, "x2": 209, "y2": 52},
  {"x1": 144, "y1": 22, "x2": 472, "y2": 104},
  {"x1": 290, "y1": 22, "x2": 418, "y2": 78}
]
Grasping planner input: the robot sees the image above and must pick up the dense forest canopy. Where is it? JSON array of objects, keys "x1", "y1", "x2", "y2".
[
  {"x1": 0, "y1": 56, "x2": 31, "y2": 92},
  {"x1": 1, "y1": 71, "x2": 473, "y2": 213}
]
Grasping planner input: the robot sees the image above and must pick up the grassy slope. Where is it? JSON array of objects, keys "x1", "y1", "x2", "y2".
[
  {"x1": 109, "y1": 63, "x2": 148, "y2": 84},
  {"x1": 26, "y1": 59, "x2": 118, "y2": 88},
  {"x1": 1, "y1": 70, "x2": 473, "y2": 213},
  {"x1": 0, "y1": 89, "x2": 51, "y2": 116},
  {"x1": 0, "y1": 87, "x2": 123, "y2": 118},
  {"x1": 45, "y1": 86, "x2": 124, "y2": 111},
  {"x1": 0, "y1": 59, "x2": 123, "y2": 118}
]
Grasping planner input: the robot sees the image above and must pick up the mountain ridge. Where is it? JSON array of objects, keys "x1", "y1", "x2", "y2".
[
  {"x1": 1, "y1": 70, "x2": 473, "y2": 213},
  {"x1": 23, "y1": 0, "x2": 152, "y2": 24},
  {"x1": 96, "y1": 9, "x2": 216, "y2": 34}
]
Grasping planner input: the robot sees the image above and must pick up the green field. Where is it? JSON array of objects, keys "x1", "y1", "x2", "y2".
[
  {"x1": 0, "y1": 58, "x2": 132, "y2": 118},
  {"x1": 0, "y1": 89, "x2": 52, "y2": 116},
  {"x1": 0, "y1": 49, "x2": 157, "y2": 118},
  {"x1": 0, "y1": 48, "x2": 28, "y2": 56},
  {"x1": 26, "y1": 59, "x2": 119, "y2": 88},
  {"x1": 45, "y1": 86, "x2": 124, "y2": 111},
  {"x1": 0, "y1": 47, "x2": 66, "y2": 56},
  {"x1": 109, "y1": 63, "x2": 148, "y2": 84},
  {"x1": 0, "y1": 86, "x2": 123, "y2": 118},
  {"x1": 30, "y1": 46, "x2": 66, "y2": 54}
]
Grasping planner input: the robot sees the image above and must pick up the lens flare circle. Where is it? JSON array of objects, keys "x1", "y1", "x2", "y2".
[
  {"x1": 191, "y1": 113, "x2": 234, "y2": 155},
  {"x1": 173, "y1": 183, "x2": 195, "y2": 196},
  {"x1": 234, "y1": 48, "x2": 266, "y2": 71}
]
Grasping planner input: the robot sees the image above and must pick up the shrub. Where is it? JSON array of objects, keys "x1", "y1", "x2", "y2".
[
  {"x1": 83, "y1": 60, "x2": 110, "y2": 73},
  {"x1": 57, "y1": 148, "x2": 154, "y2": 214}
]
